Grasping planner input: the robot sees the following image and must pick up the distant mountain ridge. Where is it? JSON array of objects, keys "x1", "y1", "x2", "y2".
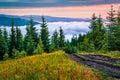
[
  {"x1": 0, "y1": 14, "x2": 39, "y2": 26},
  {"x1": 0, "y1": 14, "x2": 91, "y2": 26},
  {"x1": 21, "y1": 15, "x2": 91, "y2": 22}
]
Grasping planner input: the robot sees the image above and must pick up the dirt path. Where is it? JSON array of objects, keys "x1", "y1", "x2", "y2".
[{"x1": 70, "y1": 54, "x2": 120, "y2": 79}]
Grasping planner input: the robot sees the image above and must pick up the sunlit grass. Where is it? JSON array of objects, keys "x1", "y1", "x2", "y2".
[
  {"x1": 78, "y1": 51, "x2": 120, "y2": 58},
  {"x1": 0, "y1": 50, "x2": 104, "y2": 80}
]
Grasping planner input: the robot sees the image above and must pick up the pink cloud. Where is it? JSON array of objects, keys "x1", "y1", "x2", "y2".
[{"x1": 0, "y1": 4, "x2": 120, "y2": 18}]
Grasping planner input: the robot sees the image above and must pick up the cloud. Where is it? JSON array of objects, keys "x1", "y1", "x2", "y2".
[
  {"x1": 0, "y1": 0, "x2": 120, "y2": 8},
  {"x1": 0, "y1": 0, "x2": 18, "y2": 2},
  {"x1": 1, "y1": 22, "x2": 90, "y2": 40}
]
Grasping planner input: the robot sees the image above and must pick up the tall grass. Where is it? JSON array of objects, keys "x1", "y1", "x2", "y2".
[{"x1": 0, "y1": 50, "x2": 102, "y2": 80}]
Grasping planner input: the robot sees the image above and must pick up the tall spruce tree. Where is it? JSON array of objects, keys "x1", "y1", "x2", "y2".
[
  {"x1": 96, "y1": 15, "x2": 108, "y2": 50},
  {"x1": 29, "y1": 17, "x2": 38, "y2": 47},
  {"x1": 0, "y1": 28, "x2": 7, "y2": 60},
  {"x1": 24, "y1": 17, "x2": 38, "y2": 54},
  {"x1": 16, "y1": 26, "x2": 23, "y2": 51},
  {"x1": 88, "y1": 13, "x2": 97, "y2": 51},
  {"x1": 3, "y1": 27, "x2": 8, "y2": 53},
  {"x1": 59, "y1": 27, "x2": 65, "y2": 49},
  {"x1": 24, "y1": 25, "x2": 30, "y2": 50},
  {"x1": 40, "y1": 16, "x2": 50, "y2": 52},
  {"x1": 51, "y1": 30, "x2": 59, "y2": 50},
  {"x1": 9, "y1": 19, "x2": 16, "y2": 57},
  {"x1": 114, "y1": 8, "x2": 120, "y2": 50},
  {"x1": 107, "y1": 5, "x2": 116, "y2": 50},
  {"x1": 88, "y1": 14, "x2": 107, "y2": 51}
]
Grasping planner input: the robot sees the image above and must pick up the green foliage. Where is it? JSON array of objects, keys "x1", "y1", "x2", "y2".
[
  {"x1": 16, "y1": 26, "x2": 23, "y2": 51},
  {"x1": 34, "y1": 38, "x2": 44, "y2": 54},
  {"x1": 88, "y1": 14, "x2": 107, "y2": 51},
  {"x1": 29, "y1": 17, "x2": 38, "y2": 46},
  {"x1": 106, "y1": 5, "x2": 120, "y2": 50},
  {"x1": 26, "y1": 36, "x2": 35, "y2": 55},
  {"x1": 49, "y1": 37, "x2": 55, "y2": 52},
  {"x1": 50, "y1": 30, "x2": 60, "y2": 52},
  {"x1": 75, "y1": 14, "x2": 108, "y2": 52},
  {"x1": 9, "y1": 19, "x2": 16, "y2": 57},
  {"x1": 81, "y1": 36, "x2": 95, "y2": 52},
  {"x1": 0, "y1": 28, "x2": 7, "y2": 60},
  {"x1": 24, "y1": 17, "x2": 38, "y2": 54},
  {"x1": 12, "y1": 48, "x2": 27, "y2": 59},
  {"x1": 3, "y1": 53, "x2": 9, "y2": 60},
  {"x1": 3, "y1": 27, "x2": 8, "y2": 53},
  {"x1": 12, "y1": 48, "x2": 20, "y2": 59},
  {"x1": 19, "y1": 50, "x2": 27, "y2": 57},
  {"x1": 40, "y1": 16, "x2": 50, "y2": 52},
  {"x1": 59, "y1": 27, "x2": 65, "y2": 49},
  {"x1": 23, "y1": 26, "x2": 29, "y2": 50}
]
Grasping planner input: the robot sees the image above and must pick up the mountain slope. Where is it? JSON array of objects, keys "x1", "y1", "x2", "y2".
[
  {"x1": 21, "y1": 15, "x2": 91, "y2": 22},
  {"x1": 0, "y1": 14, "x2": 91, "y2": 26},
  {"x1": 0, "y1": 14, "x2": 39, "y2": 26}
]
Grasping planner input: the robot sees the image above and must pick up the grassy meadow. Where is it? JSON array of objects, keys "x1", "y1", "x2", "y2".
[{"x1": 0, "y1": 50, "x2": 107, "y2": 80}]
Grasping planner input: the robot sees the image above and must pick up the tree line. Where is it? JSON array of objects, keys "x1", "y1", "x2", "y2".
[
  {"x1": 66, "y1": 5, "x2": 120, "y2": 52},
  {"x1": 0, "y1": 5, "x2": 120, "y2": 60},
  {"x1": 0, "y1": 16, "x2": 66, "y2": 60}
]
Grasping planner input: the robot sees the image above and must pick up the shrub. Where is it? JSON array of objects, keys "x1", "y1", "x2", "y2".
[
  {"x1": 3, "y1": 53, "x2": 9, "y2": 60},
  {"x1": 12, "y1": 48, "x2": 20, "y2": 59},
  {"x1": 19, "y1": 50, "x2": 27, "y2": 57}
]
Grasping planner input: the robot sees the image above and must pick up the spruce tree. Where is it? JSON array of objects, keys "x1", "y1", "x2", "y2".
[
  {"x1": 0, "y1": 28, "x2": 7, "y2": 60},
  {"x1": 24, "y1": 25, "x2": 30, "y2": 50},
  {"x1": 59, "y1": 27, "x2": 65, "y2": 49},
  {"x1": 96, "y1": 15, "x2": 108, "y2": 50},
  {"x1": 29, "y1": 17, "x2": 38, "y2": 47},
  {"x1": 26, "y1": 36, "x2": 35, "y2": 54},
  {"x1": 81, "y1": 36, "x2": 95, "y2": 52},
  {"x1": 52, "y1": 30, "x2": 59, "y2": 50},
  {"x1": 40, "y1": 16, "x2": 50, "y2": 52},
  {"x1": 114, "y1": 8, "x2": 120, "y2": 50},
  {"x1": 34, "y1": 38, "x2": 44, "y2": 54},
  {"x1": 9, "y1": 19, "x2": 16, "y2": 57},
  {"x1": 88, "y1": 13, "x2": 97, "y2": 50},
  {"x1": 24, "y1": 17, "x2": 38, "y2": 54},
  {"x1": 88, "y1": 14, "x2": 107, "y2": 51},
  {"x1": 107, "y1": 5, "x2": 116, "y2": 50},
  {"x1": 3, "y1": 27, "x2": 8, "y2": 53},
  {"x1": 16, "y1": 26, "x2": 23, "y2": 51},
  {"x1": 50, "y1": 37, "x2": 55, "y2": 52}
]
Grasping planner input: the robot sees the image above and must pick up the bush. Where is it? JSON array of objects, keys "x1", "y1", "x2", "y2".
[
  {"x1": 12, "y1": 48, "x2": 20, "y2": 59},
  {"x1": 3, "y1": 53, "x2": 9, "y2": 60},
  {"x1": 19, "y1": 50, "x2": 27, "y2": 57},
  {"x1": 12, "y1": 48, "x2": 28, "y2": 59}
]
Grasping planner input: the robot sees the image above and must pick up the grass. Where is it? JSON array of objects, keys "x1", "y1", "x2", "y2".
[
  {"x1": 0, "y1": 50, "x2": 105, "y2": 80},
  {"x1": 78, "y1": 51, "x2": 120, "y2": 58},
  {"x1": 76, "y1": 51, "x2": 120, "y2": 80}
]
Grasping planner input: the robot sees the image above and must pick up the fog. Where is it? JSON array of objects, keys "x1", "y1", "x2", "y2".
[{"x1": 2, "y1": 22, "x2": 90, "y2": 40}]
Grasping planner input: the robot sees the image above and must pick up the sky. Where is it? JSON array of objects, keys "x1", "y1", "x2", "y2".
[{"x1": 0, "y1": 0, "x2": 120, "y2": 18}]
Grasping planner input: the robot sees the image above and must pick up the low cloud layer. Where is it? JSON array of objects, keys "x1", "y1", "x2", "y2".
[{"x1": 2, "y1": 22, "x2": 90, "y2": 40}]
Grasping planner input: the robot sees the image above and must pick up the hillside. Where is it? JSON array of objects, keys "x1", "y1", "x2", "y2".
[{"x1": 0, "y1": 51, "x2": 105, "y2": 80}]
